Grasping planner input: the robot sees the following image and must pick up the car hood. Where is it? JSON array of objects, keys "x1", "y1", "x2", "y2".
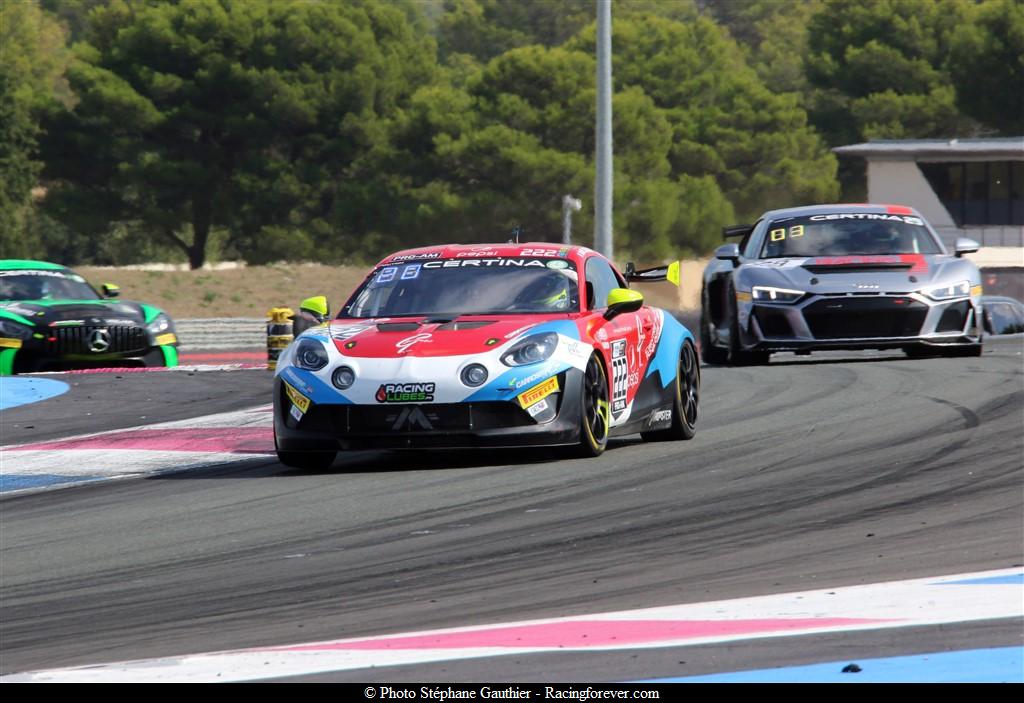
[
  {"x1": 741, "y1": 254, "x2": 976, "y2": 294},
  {"x1": 0, "y1": 299, "x2": 152, "y2": 328},
  {"x1": 324, "y1": 315, "x2": 569, "y2": 358}
]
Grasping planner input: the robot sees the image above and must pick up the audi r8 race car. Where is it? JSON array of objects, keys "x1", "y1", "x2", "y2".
[
  {"x1": 0, "y1": 259, "x2": 178, "y2": 374},
  {"x1": 700, "y1": 204, "x2": 984, "y2": 364},
  {"x1": 273, "y1": 244, "x2": 699, "y2": 468}
]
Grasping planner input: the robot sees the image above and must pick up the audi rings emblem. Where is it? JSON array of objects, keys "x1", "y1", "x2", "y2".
[{"x1": 89, "y1": 328, "x2": 111, "y2": 353}]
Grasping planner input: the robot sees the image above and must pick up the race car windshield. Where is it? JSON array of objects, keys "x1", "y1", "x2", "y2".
[
  {"x1": 0, "y1": 271, "x2": 100, "y2": 301},
  {"x1": 340, "y1": 259, "x2": 581, "y2": 318},
  {"x1": 759, "y1": 214, "x2": 943, "y2": 258}
]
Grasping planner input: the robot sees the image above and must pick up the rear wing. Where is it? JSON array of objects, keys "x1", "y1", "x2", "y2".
[
  {"x1": 624, "y1": 261, "x2": 681, "y2": 287},
  {"x1": 722, "y1": 224, "x2": 754, "y2": 239}
]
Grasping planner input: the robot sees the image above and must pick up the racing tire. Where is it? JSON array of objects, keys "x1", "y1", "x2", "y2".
[
  {"x1": 902, "y1": 344, "x2": 936, "y2": 359},
  {"x1": 642, "y1": 339, "x2": 699, "y2": 442},
  {"x1": 576, "y1": 353, "x2": 610, "y2": 458},
  {"x1": 276, "y1": 448, "x2": 337, "y2": 470},
  {"x1": 904, "y1": 342, "x2": 983, "y2": 358},
  {"x1": 275, "y1": 435, "x2": 336, "y2": 470},
  {"x1": 141, "y1": 347, "x2": 171, "y2": 367},
  {"x1": 699, "y1": 287, "x2": 729, "y2": 365},
  {"x1": 941, "y1": 342, "x2": 984, "y2": 358},
  {"x1": 727, "y1": 283, "x2": 770, "y2": 366}
]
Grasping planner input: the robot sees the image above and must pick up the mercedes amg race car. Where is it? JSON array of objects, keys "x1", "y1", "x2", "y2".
[
  {"x1": 0, "y1": 260, "x2": 178, "y2": 374},
  {"x1": 700, "y1": 204, "x2": 984, "y2": 364},
  {"x1": 273, "y1": 244, "x2": 699, "y2": 468}
]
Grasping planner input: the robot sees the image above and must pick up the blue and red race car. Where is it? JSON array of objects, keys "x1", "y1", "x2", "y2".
[{"x1": 273, "y1": 243, "x2": 699, "y2": 467}]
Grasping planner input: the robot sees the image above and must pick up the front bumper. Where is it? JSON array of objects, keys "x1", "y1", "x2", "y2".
[
  {"x1": 739, "y1": 293, "x2": 982, "y2": 352},
  {"x1": 273, "y1": 370, "x2": 584, "y2": 451}
]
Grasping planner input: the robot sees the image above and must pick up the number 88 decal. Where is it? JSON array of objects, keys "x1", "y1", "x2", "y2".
[{"x1": 770, "y1": 225, "x2": 805, "y2": 242}]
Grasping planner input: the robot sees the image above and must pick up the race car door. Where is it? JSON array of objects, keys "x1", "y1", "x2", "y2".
[{"x1": 584, "y1": 256, "x2": 647, "y2": 426}]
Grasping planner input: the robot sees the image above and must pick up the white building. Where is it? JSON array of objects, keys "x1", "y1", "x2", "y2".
[{"x1": 834, "y1": 138, "x2": 1024, "y2": 264}]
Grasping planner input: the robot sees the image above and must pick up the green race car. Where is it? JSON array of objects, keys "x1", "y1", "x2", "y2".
[{"x1": 0, "y1": 260, "x2": 178, "y2": 375}]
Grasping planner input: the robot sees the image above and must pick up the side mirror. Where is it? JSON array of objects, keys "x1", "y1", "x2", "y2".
[
  {"x1": 101, "y1": 283, "x2": 120, "y2": 298},
  {"x1": 604, "y1": 288, "x2": 643, "y2": 320},
  {"x1": 300, "y1": 295, "x2": 330, "y2": 323},
  {"x1": 954, "y1": 237, "x2": 980, "y2": 258},
  {"x1": 715, "y1": 243, "x2": 740, "y2": 262}
]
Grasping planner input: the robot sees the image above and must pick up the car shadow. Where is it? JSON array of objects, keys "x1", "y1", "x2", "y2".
[{"x1": 149, "y1": 438, "x2": 642, "y2": 481}]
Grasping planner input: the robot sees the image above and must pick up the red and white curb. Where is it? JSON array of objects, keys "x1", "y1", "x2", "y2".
[
  {"x1": 1, "y1": 405, "x2": 274, "y2": 494},
  {"x1": 3, "y1": 567, "x2": 1020, "y2": 682}
]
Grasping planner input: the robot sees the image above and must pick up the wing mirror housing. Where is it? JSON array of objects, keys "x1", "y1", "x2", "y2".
[
  {"x1": 604, "y1": 288, "x2": 643, "y2": 320},
  {"x1": 715, "y1": 243, "x2": 740, "y2": 263},
  {"x1": 954, "y1": 237, "x2": 980, "y2": 258},
  {"x1": 101, "y1": 283, "x2": 120, "y2": 298},
  {"x1": 300, "y1": 295, "x2": 330, "y2": 323}
]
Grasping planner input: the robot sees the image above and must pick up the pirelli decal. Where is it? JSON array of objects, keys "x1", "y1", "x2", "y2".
[
  {"x1": 517, "y1": 376, "x2": 559, "y2": 409},
  {"x1": 284, "y1": 381, "x2": 311, "y2": 415},
  {"x1": 0, "y1": 337, "x2": 23, "y2": 349},
  {"x1": 155, "y1": 333, "x2": 177, "y2": 346}
]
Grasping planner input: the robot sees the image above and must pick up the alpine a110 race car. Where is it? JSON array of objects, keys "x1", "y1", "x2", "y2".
[
  {"x1": 273, "y1": 244, "x2": 699, "y2": 468},
  {"x1": 700, "y1": 204, "x2": 984, "y2": 364},
  {"x1": 0, "y1": 259, "x2": 178, "y2": 375}
]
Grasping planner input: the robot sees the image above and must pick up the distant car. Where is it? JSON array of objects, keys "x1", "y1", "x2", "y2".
[
  {"x1": 981, "y1": 295, "x2": 1024, "y2": 336},
  {"x1": 700, "y1": 204, "x2": 984, "y2": 364},
  {"x1": 273, "y1": 243, "x2": 699, "y2": 468},
  {"x1": 0, "y1": 259, "x2": 178, "y2": 374}
]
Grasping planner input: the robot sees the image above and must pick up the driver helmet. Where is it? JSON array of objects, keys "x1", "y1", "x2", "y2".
[
  {"x1": 8, "y1": 276, "x2": 47, "y2": 300},
  {"x1": 516, "y1": 271, "x2": 573, "y2": 311}
]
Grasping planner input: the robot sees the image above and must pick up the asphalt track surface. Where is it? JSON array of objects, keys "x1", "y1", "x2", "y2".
[{"x1": 2, "y1": 338, "x2": 1022, "y2": 680}]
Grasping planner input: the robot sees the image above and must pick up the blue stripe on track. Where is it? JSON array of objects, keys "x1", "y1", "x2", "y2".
[
  {"x1": 941, "y1": 573, "x2": 1024, "y2": 586},
  {"x1": 0, "y1": 377, "x2": 70, "y2": 410},
  {"x1": 639, "y1": 647, "x2": 1024, "y2": 683},
  {"x1": 0, "y1": 474, "x2": 103, "y2": 493}
]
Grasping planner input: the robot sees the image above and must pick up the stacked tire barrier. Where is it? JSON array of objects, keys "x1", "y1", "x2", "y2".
[{"x1": 265, "y1": 308, "x2": 294, "y2": 371}]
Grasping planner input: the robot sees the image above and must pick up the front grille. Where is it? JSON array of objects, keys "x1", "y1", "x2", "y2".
[
  {"x1": 301, "y1": 402, "x2": 536, "y2": 435},
  {"x1": 804, "y1": 297, "x2": 927, "y2": 339},
  {"x1": 49, "y1": 325, "x2": 148, "y2": 354},
  {"x1": 753, "y1": 307, "x2": 794, "y2": 337}
]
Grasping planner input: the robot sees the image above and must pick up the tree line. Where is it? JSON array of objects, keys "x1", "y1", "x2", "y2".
[{"x1": 1, "y1": 0, "x2": 1020, "y2": 269}]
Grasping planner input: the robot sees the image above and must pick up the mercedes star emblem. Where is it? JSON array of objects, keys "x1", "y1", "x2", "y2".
[{"x1": 88, "y1": 328, "x2": 111, "y2": 353}]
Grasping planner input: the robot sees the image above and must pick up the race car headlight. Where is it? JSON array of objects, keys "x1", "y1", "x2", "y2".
[
  {"x1": 501, "y1": 332, "x2": 558, "y2": 367},
  {"x1": 0, "y1": 319, "x2": 33, "y2": 340},
  {"x1": 923, "y1": 280, "x2": 970, "y2": 301},
  {"x1": 294, "y1": 339, "x2": 329, "y2": 371},
  {"x1": 751, "y1": 286, "x2": 805, "y2": 304},
  {"x1": 332, "y1": 365, "x2": 355, "y2": 389},
  {"x1": 460, "y1": 363, "x2": 488, "y2": 387},
  {"x1": 146, "y1": 313, "x2": 174, "y2": 335}
]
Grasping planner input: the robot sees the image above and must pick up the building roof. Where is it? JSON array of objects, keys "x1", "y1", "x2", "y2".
[{"x1": 834, "y1": 138, "x2": 1024, "y2": 159}]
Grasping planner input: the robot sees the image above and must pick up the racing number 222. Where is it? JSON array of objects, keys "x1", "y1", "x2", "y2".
[{"x1": 770, "y1": 225, "x2": 805, "y2": 242}]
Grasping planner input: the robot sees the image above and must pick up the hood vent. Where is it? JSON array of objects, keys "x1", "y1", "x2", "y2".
[
  {"x1": 802, "y1": 262, "x2": 913, "y2": 274},
  {"x1": 436, "y1": 320, "x2": 495, "y2": 331},
  {"x1": 376, "y1": 322, "x2": 422, "y2": 332}
]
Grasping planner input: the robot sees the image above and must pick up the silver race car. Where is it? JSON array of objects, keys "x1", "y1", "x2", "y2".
[{"x1": 700, "y1": 204, "x2": 984, "y2": 364}]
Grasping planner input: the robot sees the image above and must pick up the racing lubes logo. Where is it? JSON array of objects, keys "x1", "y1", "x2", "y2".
[{"x1": 376, "y1": 383, "x2": 436, "y2": 403}]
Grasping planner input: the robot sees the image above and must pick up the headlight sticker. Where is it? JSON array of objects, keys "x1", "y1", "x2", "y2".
[{"x1": 517, "y1": 376, "x2": 559, "y2": 409}]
